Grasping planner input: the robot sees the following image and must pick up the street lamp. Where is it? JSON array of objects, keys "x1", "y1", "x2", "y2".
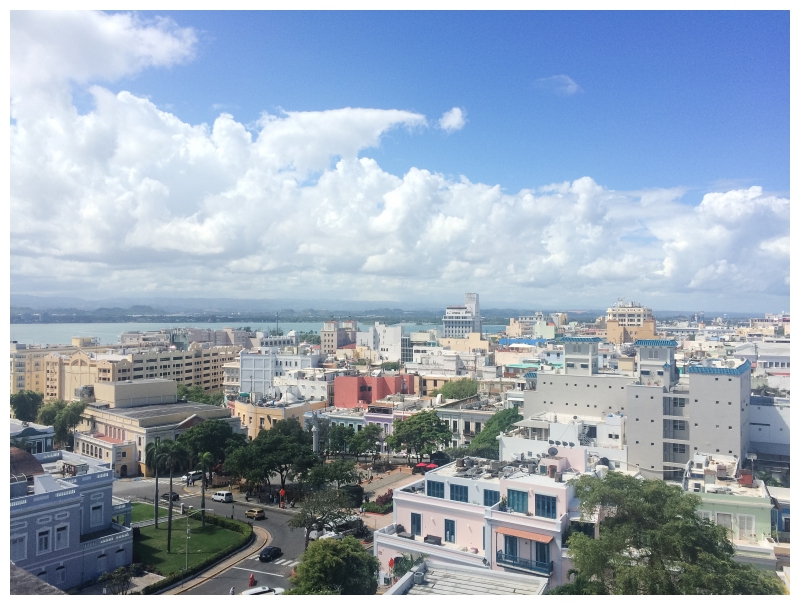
[{"x1": 183, "y1": 507, "x2": 213, "y2": 578}]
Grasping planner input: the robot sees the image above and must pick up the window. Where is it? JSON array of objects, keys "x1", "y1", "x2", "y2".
[
  {"x1": 426, "y1": 481, "x2": 444, "y2": 499},
  {"x1": 410, "y1": 513, "x2": 421, "y2": 536},
  {"x1": 672, "y1": 443, "x2": 686, "y2": 454},
  {"x1": 10, "y1": 535, "x2": 27, "y2": 562},
  {"x1": 673, "y1": 420, "x2": 687, "y2": 431},
  {"x1": 535, "y1": 494, "x2": 557, "y2": 519},
  {"x1": 475, "y1": 422, "x2": 481, "y2": 433},
  {"x1": 444, "y1": 519, "x2": 456, "y2": 543},
  {"x1": 484, "y1": 489, "x2": 500, "y2": 507},
  {"x1": 535, "y1": 541, "x2": 550, "y2": 565},
  {"x1": 450, "y1": 484, "x2": 468, "y2": 502},
  {"x1": 738, "y1": 514, "x2": 755, "y2": 541},
  {"x1": 91, "y1": 504, "x2": 103, "y2": 527},
  {"x1": 55, "y1": 525, "x2": 69, "y2": 550},
  {"x1": 507, "y1": 489, "x2": 528, "y2": 513},
  {"x1": 97, "y1": 554, "x2": 107, "y2": 573},
  {"x1": 56, "y1": 566, "x2": 66, "y2": 584},
  {"x1": 37, "y1": 529, "x2": 51, "y2": 555}
]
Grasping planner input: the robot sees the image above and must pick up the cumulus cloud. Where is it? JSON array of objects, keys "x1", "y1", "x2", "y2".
[
  {"x1": 9, "y1": 12, "x2": 790, "y2": 310},
  {"x1": 534, "y1": 74, "x2": 583, "y2": 96},
  {"x1": 438, "y1": 107, "x2": 466, "y2": 132}
]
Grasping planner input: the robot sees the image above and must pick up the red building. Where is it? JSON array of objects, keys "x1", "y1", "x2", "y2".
[{"x1": 333, "y1": 374, "x2": 415, "y2": 409}]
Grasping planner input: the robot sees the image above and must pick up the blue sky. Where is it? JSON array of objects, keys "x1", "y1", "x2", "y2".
[
  {"x1": 10, "y1": 10, "x2": 790, "y2": 311},
  {"x1": 110, "y1": 10, "x2": 789, "y2": 198}
]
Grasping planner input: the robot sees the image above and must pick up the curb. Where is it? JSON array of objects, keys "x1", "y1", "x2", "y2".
[{"x1": 160, "y1": 525, "x2": 271, "y2": 595}]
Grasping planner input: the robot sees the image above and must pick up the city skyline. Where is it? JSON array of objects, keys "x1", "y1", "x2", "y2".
[{"x1": 9, "y1": 10, "x2": 790, "y2": 312}]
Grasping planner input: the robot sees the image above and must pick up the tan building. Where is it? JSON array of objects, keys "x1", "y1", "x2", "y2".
[
  {"x1": 438, "y1": 332, "x2": 494, "y2": 353},
  {"x1": 44, "y1": 344, "x2": 241, "y2": 401},
  {"x1": 10, "y1": 338, "x2": 110, "y2": 396},
  {"x1": 75, "y1": 379, "x2": 244, "y2": 476},
  {"x1": 320, "y1": 320, "x2": 358, "y2": 356},
  {"x1": 605, "y1": 300, "x2": 656, "y2": 344},
  {"x1": 231, "y1": 398, "x2": 328, "y2": 440}
]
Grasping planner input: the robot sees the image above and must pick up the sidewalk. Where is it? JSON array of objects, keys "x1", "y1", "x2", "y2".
[{"x1": 161, "y1": 525, "x2": 271, "y2": 595}]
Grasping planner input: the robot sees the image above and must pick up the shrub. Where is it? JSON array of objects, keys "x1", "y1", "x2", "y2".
[{"x1": 375, "y1": 489, "x2": 393, "y2": 507}]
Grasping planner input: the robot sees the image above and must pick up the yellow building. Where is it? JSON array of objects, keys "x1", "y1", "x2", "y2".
[
  {"x1": 44, "y1": 344, "x2": 241, "y2": 401},
  {"x1": 231, "y1": 398, "x2": 328, "y2": 440},
  {"x1": 438, "y1": 332, "x2": 494, "y2": 353},
  {"x1": 10, "y1": 338, "x2": 110, "y2": 396},
  {"x1": 605, "y1": 301, "x2": 656, "y2": 344}
]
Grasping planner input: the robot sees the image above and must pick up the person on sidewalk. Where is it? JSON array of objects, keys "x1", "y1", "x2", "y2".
[{"x1": 229, "y1": 587, "x2": 235, "y2": 595}]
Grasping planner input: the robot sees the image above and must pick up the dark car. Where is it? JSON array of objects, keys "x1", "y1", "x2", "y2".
[
  {"x1": 160, "y1": 491, "x2": 180, "y2": 501},
  {"x1": 258, "y1": 546, "x2": 283, "y2": 562}
]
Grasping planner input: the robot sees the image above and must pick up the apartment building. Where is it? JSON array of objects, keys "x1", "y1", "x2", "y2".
[
  {"x1": 332, "y1": 374, "x2": 413, "y2": 409},
  {"x1": 442, "y1": 293, "x2": 481, "y2": 338},
  {"x1": 374, "y1": 455, "x2": 593, "y2": 589},
  {"x1": 605, "y1": 300, "x2": 656, "y2": 344},
  {"x1": 238, "y1": 348, "x2": 321, "y2": 401},
  {"x1": 320, "y1": 320, "x2": 358, "y2": 356},
  {"x1": 43, "y1": 344, "x2": 241, "y2": 401},
  {"x1": 10, "y1": 448, "x2": 133, "y2": 591},
  {"x1": 120, "y1": 327, "x2": 254, "y2": 350},
  {"x1": 231, "y1": 398, "x2": 327, "y2": 440},
  {"x1": 507, "y1": 314, "x2": 556, "y2": 339},
  {"x1": 436, "y1": 397, "x2": 502, "y2": 449},
  {"x1": 10, "y1": 339, "x2": 108, "y2": 396}
]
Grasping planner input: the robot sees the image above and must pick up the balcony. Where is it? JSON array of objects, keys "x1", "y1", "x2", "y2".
[{"x1": 496, "y1": 551, "x2": 553, "y2": 575}]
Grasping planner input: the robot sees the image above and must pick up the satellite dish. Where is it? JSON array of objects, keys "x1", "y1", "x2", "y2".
[
  {"x1": 548, "y1": 447, "x2": 559, "y2": 456},
  {"x1": 555, "y1": 440, "x2": 561, "y2": 446},
  {"x1": 548, "y1": 440, "x2": 554, "y2": 445},
  {"x1": 568, "y1": 442, "x2": 575, "y2": 447},
  {"x1": 573, "y1": 416, "x2": 578, "y2": 420}
]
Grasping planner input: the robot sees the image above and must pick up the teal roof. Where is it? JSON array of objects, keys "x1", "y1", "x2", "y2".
[
  {"x1": 523, "y1": 372, "x2": 538, "y2": 379},
  {"x1": 633, "y1": 339, "x2": 678, "y2": 347},
  {"x1": 686, "y1": 361, "x2": 750, "y2": 375},
  {"x1": 560, "y1": 337, "x2": 601, "y2": 343}
]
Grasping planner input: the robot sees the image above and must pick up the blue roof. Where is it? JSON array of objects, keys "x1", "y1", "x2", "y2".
[
  {"x1": 633, "y1": 339, "x2": 678, "y2": 347},
  {"x1": 523, "y1": 372, "x2": 538, "y2": 379},
  {"x1": 498, "y1": 338, "x2": 548, "y2": 346},
  {"x1": 686, "y1": 361, "x2": 750, "y2": 376},
  {"x1": 560, "y1": 337, "x2": 601, "y2": 343}
]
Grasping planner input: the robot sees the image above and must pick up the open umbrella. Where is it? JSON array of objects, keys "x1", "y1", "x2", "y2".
[
  {"x1": 415, "y1": 462, "x2": 428, "y2": 467},
  {"x1": 426, "y1": 463, "x2": 438, "y2": 469}
]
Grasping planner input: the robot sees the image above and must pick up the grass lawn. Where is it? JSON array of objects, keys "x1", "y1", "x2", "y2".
[
  {"x1": 130, "y1": 502, "x2": 170, "y2": 523},
  {"x1": 133, "y1": 515, "x2": 244, "y2": 577}
]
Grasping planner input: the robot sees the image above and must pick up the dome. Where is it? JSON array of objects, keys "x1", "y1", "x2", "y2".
[{"x1": 10, "y1": 447, "x2": 44, "y2": 480}]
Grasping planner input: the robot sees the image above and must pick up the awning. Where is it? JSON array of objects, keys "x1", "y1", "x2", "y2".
[{"x1": 494, "y1": 527, "x2": 553, "y2": 543}]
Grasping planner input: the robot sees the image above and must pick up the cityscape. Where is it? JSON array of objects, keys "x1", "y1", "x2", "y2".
[{"x1": 8, "y1": 10, "x2": 790, "y2": 597}]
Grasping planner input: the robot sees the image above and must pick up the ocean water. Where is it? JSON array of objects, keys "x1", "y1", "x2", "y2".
[{"x1": 9, "y1": 321, "x2": 506, "y2": 347}]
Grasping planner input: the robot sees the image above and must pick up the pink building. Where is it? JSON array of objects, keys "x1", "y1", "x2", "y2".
[{"x1": 374, "y1": 456, "x2": 590, "y2": 589}]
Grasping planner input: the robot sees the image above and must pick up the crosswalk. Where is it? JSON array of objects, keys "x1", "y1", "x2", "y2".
[{"x1": 248, "y1": 555, "x2": 300, "y2": 567}]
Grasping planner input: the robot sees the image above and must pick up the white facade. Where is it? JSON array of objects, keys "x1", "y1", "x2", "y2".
[{"x1": 442, "y1": 293, "x2": 482, "y2": 338}]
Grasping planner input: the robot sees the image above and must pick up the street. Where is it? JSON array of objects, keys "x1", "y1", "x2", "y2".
[{"x1": 113, "y1": 477, "x2": 307, "y2": 595}]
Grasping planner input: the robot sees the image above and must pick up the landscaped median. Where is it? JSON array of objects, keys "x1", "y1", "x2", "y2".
[{"x1": 134, "y1": 513, "x2": 253, "y2": 595}]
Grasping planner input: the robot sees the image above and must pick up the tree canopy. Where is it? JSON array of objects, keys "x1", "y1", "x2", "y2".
[
  {"x1": 11, "y1": 390, "x2": 44, "y2": 422},
  {"x1": 430, "y1": 378, "x2": 478, "y2": 400},
  {"x1": 307, "y1": 459, "x2": 361, "y2": 490},
  {"x1": 288, "y1": 535, "x2": 379, "y2": 594},
  {"x1": 328, "y1": 424, "x2": 355, "y2": 459},
  {"x1": 386, "y1": 409, "x2": 451, "y2": 462},
  {"x1": 177, "y1": 384, "x2": 225, "y2": 406},
  {"x1": 347, "y1": 424, "x2": 383, "y2": 461},
  {"x1": 287, "y1": 488, "x2": 355, "y2": 550},
  {"x1": 176, "y1": 419, "x2": 245, "y2": 466},
  {"x1": 36, "y1": 400, "x2": 86, "y2": 448},
  {"x1": 550, "y1": 472, "x2": 787, "y2": 595},
  {"x1": 467, "y1": 406, "x2": 522, "y2": 458}
]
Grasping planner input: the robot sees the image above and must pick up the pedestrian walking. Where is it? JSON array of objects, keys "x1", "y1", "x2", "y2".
[{"x1": 229, "y1": 587, "x2": 235, "y2": 595}]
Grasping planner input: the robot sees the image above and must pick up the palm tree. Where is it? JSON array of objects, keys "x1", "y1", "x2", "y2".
[
  {"x1": 144, "y1": 437, "x2": 164, "y2": 528},
  {"x1": 157, "y1": 439, "x2": 188, "y2": 553},
  {"x1": 197, "y1": 451, "x2": 215, "y2": 527}
]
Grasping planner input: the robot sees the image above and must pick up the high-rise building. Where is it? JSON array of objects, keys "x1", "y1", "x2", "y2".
[
  {"x1": 442, "y1": 293, "x2": 482, "y2": 338},
  {"x1": 605, "y1": 300, "x2": 655, "y2": 344}
]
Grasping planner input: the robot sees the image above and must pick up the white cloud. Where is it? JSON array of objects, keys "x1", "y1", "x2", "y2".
[
  {"x1": 438, "y1": 107, "x2": 466, "y2": 132},
  {"x1": 534, "y1": 75, "x2": 583, "y2": 96},
  {"x1": 8, "y1": 12, "x2": 790, "y2": 310}
]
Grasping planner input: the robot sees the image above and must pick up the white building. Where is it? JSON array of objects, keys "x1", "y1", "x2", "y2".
[{"x1": 442, "y1": 293, "x2": 482, "y2": 338}]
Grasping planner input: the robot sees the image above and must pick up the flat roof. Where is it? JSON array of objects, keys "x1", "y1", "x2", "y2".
[
  {"x1": 406, "y1": 566, "x2": 545, "y2": 595},
  {"x1": 97, "y1": 400, "x2": 225, "y2": 420}
]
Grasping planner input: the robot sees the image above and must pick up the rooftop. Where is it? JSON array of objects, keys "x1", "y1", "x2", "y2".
[
  {"x1": 686, "y1": 360, "x2": 750, "y2": 375},
  {"x1": 633, "y1": 339, "x2": 678, "y2": 347},
  {"x1": 95, "y1": 400, "x2": 227, "y2": 420},
  {"x1": 401, "y1": 563, "x2": 546, "y2": 595}
]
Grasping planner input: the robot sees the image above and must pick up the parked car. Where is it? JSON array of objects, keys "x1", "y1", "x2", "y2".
[
  {"x1": 245, "y1": 508, "x2": 265, "y2": 520},
  {"x1": 160, "y1": 491, "x2": 180, "y2": 501},
  {"x1": 258, "y1": 546, "x2": 283, "y2": 562},
  {"x1": 240, "y1": 586, "x2": 285, "y2": 595},
  {"x1": 211, "y1": 491, "x2": 233, "y2": 503},
  {"x1": 181, "y1": 470, "x2": 204, "y2": 482}
]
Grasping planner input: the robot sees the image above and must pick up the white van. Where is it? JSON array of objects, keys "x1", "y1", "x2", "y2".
[{"x1": 212, "y1": 491, "x2": 233, "y2": 503}]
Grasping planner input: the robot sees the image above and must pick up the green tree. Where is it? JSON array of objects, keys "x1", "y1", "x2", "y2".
[
  {"x1": 323, "y1": 460, "x2": 361, "y2": 489},
  {"x1": 197, "y1": 451, "x2": 215, "y2": 526},
  {"x1": 430, "y1": 378, "x2": 478, "y2": 400},
  {"x1": 10, "y1": 390, "x2": 44, "y2": 422},
  {"x1": 550, "y1": 472, "x2": 787, "y2": 595},
  {"x1": 380, "y1": 361, "x2": 400, "y2": 371},
  {"x1": 287, "y1": 488, "x2": 354, "y2": 550},
  {"x1": 176, "y1": 419, "x2": 246, "y2": 468},
  {"x1": 177, "y1": 384, "x2": 225, "y2": 406},
  {"x1": 288, "y1": 535, "x2": 379, "y2": 594},
  {"x1": 157, "y1": 440, "x2": 188, "y2": 554},
  {"x1": 98, "y1": 564, "x2": 135, "y2": 595},
  {"x1": 391, "y1": 552, "x2": 427, "y2": 578},
  {"x1": 306, "y1": 417, "x2": 330, "y2": 454},
  {"x1": 252, "y1": 418, "x2": 318, "y2": 490},
  {"x1": 467, "y1": 406, "x2": 522, "y2": 458},
  {"x1": 328, "y1": 424, "x2": 355, "y2": 459},
  {"x1": 386, "y1": 409, "x2": 451, "y2": 463},
  {"x1": 144, "y1": 437, "x2": 165, "y2": 528},
  {"x1": 347, "y1": 424, "x2": 383, "y2": 462},
  {"x1": 37, "y1": 400, "x2": 86, "y2": 449}
]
